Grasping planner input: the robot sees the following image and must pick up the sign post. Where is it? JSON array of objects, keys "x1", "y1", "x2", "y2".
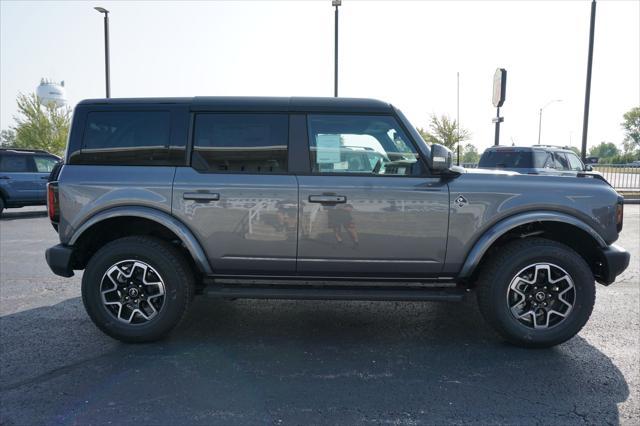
[{"x1": 492, "y1": 68, "x2": 507, "y2": 146}]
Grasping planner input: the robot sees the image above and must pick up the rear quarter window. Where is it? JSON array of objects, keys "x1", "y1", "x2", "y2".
[{"x1": 73, "y1": 111, "x2": 177, "y2": 166}]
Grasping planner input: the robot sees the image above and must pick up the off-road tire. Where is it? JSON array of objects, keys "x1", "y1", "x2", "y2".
[
  {"x1": 82, "y1": 236, "x2": 195, "y2": 343},
  {"x1": 476, "y1": 238, "x2": 595, "y2": 348}
]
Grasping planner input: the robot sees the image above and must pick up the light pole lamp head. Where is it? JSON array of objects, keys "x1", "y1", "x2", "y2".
[
  {"x1": 332, "y1": 0, "x2": 342, "y2": 6},
  {"x1": 94, "y1": 7, "x2": 109, "y2": 14}
]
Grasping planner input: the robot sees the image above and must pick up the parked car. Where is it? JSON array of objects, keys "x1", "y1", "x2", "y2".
[
  {"x1": 0, "y1": 148, "x2": 60, "y2": 216},
  {"x1": 478, "y1": 145, "x2": 595, "y2": 176},
  {"x1": 45, "y1": 97, "x2": 629, "y2": 347}
]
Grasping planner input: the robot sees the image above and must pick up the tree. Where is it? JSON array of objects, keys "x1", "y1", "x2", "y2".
[
  {"x1": 621, "y1": 106, "x2": 640, "y2": 156},
  {"x1": 461, "y1": 143, "x2": 480, "y2": 164},
  {"x1": 0, "y1": 129, "x2": 16, "y2": 147},
  {"x1": 588, "y1": 142, "x2": 620, "y2": 161},
  {"x1": 8, "y1": 93, "x2": 71, "y2": 156},
  {"x1": 417, "y1": 114, "x2": 470, "y2": 151}
]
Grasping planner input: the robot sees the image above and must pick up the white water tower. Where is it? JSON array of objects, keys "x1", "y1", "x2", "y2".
[{"x1": 36, "y1": 78, "x2": 67, "y2": 107}]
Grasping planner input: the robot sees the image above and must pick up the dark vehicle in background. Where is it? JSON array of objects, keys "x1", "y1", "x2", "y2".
[
  {"x1": 0, "y1": 148, "x2": 60, "y2": 216},
  {"x1": 45, "y1": 97, "x2": 629, "y2": 348},
  {"x1": 478, "y1": 145, "x2": 593, "y2": 176}
]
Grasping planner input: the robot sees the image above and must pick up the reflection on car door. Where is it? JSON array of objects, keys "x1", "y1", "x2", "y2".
[{"x1": 297, "y1": 114, "x2": 449, "y2": 277}]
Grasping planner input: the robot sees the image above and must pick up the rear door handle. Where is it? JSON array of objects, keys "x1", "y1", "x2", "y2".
[
  {"x1": 308, "y1": 194, "x2": 347, "y2": 204},
  {"x1": 183, "y1": 192, "x2": 220, "y2": 202}
]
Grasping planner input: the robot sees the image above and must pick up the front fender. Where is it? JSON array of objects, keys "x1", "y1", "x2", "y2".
[
  {"x1": 69, "y1": 206, "x2": 213, "y2": 274},
  {"x1": 457, "y1": 211, "x2": 607, "y2": 279}
]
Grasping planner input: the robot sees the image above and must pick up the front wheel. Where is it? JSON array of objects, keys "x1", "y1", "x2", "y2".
[
  {"x1": 82, "y1": 236, "x2": 194, "y2": 342},
  {"x1": 476, "y1": 238, "x2": 595, "y2": 348}
]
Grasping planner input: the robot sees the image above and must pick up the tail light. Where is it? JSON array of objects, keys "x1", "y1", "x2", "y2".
[
  {"x1": 47, "y1": 182, "x2": 59, "y2": 223},
  {"x1": 616, "y1": 200, "x2": 624, "y2": 233}
]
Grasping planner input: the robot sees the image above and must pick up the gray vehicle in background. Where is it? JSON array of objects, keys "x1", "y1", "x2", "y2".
[
  {"x1": 0, "y1": 148, "x2": 60, "y2": 216},
  {"x1": 478, "y1": 145, "x2": 595, "y2": 176},
  {"x1": 45, "y1": 97, "x2": 630, "y2": 347}
]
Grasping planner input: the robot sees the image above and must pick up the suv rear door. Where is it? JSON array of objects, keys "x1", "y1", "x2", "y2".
[
  {"x1": 296, "y1": 114, "x2": 449, "y2": 277},
  {"x1": 172, "y1": 112, "x2": 298, "y2": 274}
]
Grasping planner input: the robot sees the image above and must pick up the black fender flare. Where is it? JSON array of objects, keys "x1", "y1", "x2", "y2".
[
  {"x1": 68, "y1": 206, "x2": 213, "y2": 274},
  {"x1": 457, "y1": 211, "x2": 607, "y2": 279}
]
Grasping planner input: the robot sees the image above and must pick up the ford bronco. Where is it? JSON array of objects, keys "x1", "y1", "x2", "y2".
[{"x1": 45, "y1": 97, "x2": 630, "y2": 347}]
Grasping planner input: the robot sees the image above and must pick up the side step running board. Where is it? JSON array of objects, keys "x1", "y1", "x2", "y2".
[{"x1": 205, "y1": 285, "x2": 467, "y2": 302}]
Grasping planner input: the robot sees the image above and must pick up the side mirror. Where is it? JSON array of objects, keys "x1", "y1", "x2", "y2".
[
  {"x1": 584, "y1": 164, "x2": 593, "y2": 172},
  {"x1": 429, "y1": 144, "x2": 453, "y2": 172}
]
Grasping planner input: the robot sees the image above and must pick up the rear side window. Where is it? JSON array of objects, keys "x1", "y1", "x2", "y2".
[
  {"x1": 79, "y1": 111, "x2": 172, "y2": 165},
  {"x1": 0, "y1": 154, "x2": 32, "y2": 172},
  {"x1": 479, "y1": 150, "x2": 533, "y2": 168},
  {"x1": 192, "y1": 114, "x2": 288, "y2": 173}
]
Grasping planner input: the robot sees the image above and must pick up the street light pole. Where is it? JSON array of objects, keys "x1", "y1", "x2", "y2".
[
  {"x1": 95, "y1": 7, "x2": 111, "y2": 98},
  {"x1": 581, "y1": 0, "x2": 597, "y2": 161},
  {"x1": 333, "y1": 0, "x2": 341, "y2": 97},
  {"x1": 537, "y1": 99, "x2": 562, "y2": 145}
]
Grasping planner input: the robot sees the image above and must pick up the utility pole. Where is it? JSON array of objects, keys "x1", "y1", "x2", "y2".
[
  {"x1": 95, "y1": 7, "x2": 111, "y2": 98},
  {"x1": 581, "y1": 0, "x2": 597, "y2": 161},
  {"x1": 456, "y1": 72, "x2": 460, "y2": 165},
  {"x1": 333, "y1": 1, "x2": 341, "y2": 97}
]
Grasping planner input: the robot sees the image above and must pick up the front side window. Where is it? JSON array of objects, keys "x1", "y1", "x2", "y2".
[
  {"x1": 0, "y1": 154, "x2": 31, "y2": 172},
  {"x1": 80, "y1": 111, "x2": 171, "y2": 165},
  {"x1": 34, "y1": 156, "x2": 59, "y2": 173},
  {"x1": 566, "y1": 153, "x2": 584, "y2": 171},
  {"x1": 192, "y1": 114, "x2": 288, "y2": 173},
  {"x1": 307, "y1": 115, "x2": 420, "y2": 176}
]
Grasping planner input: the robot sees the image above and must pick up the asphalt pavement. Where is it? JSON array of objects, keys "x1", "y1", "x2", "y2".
[{"x1": 1, "y1": 206, "x2": 638, "y2": 425}]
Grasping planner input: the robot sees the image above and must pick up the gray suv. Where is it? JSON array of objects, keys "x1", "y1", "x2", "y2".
[
  {"x1": 478, "y1": 145, "x2": 594, "y2": 176},
  {"x1": 45, "y1": 97, "x2": 630, "y2": 347}
]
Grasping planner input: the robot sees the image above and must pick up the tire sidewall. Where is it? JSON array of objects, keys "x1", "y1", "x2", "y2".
[
  {"x1": 82, "y1": 239, "x2": 188, "y2": 341},
  {"x1": 487, "y1": 244, "x2": 595, "y2": 346}
]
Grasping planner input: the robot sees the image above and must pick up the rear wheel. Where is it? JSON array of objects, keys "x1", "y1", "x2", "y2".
[
  {"x1": 82, "y1": 236, "x2": 194, "y2": 342},
  {"x1": 476, "y1": 238, "x2": 595, "y2": 348}
]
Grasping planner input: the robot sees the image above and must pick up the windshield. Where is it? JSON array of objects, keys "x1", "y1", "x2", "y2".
[{"x1": 479, "y1": 150, "x2": 548, "y2": 169}]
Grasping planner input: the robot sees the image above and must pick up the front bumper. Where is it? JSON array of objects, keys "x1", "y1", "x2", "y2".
[
  {"x1": 45, "y1": 244, "x2": 74, "y2": 277},
  {"x1": 597, "y1": 244, "x2": 630, "y2": 285}
]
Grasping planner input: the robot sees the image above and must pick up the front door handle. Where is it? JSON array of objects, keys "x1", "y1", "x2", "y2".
[
  {"x1": 0, "y1": 176, "x2": 10, "y2": 179},
  {"x1": 183, "y1": 192, "x2": 220, "y2": 202},
  {"x1": 308, "y1": 194, "x2": 347, "y2": 204}
]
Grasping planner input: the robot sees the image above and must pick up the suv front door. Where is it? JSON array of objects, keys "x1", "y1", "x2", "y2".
[
  {"x1": 172, "y1": 113, "x2": 298, "y2": 275},
  {"x1": 297, "y1": 114, "x2": 449, "y2": 277}
]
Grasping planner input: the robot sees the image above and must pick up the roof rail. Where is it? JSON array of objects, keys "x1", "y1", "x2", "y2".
[
  {"x1": 0, "y1": 147, "x2": 51, "y2": 154},
  {"x1": 535, "y1": 144, "x2": 573, "y2": 150}
]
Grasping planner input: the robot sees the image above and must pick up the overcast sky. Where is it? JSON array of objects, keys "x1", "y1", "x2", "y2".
[{"x1": 1, "y1": 0, "x2": 638, "y2": 152}]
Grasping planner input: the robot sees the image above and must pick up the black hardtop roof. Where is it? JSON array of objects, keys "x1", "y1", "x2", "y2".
[{"x1": 77, "y1": 96, "x2": 394, "y2": 113}]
